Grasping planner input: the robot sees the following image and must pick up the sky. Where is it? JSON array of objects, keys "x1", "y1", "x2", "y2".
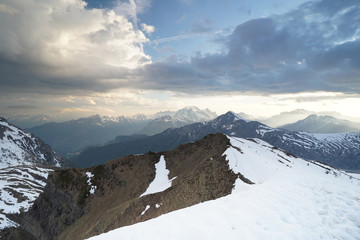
[{"x1": 0, "y1": 0, "x2": 360, "y2": 121}]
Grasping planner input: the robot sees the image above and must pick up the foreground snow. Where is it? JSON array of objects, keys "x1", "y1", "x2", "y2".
[{"x1": 88, "y1": 137, "x2": 360, "y2": 240}]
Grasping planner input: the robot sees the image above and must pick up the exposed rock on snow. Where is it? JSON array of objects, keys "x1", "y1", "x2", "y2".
[
  {"x1": 0, "y1": 166, "x2": 53, "y2": 230},
  {"x1": 0, "y1": 117, "x2": 64, "y2": 168}
]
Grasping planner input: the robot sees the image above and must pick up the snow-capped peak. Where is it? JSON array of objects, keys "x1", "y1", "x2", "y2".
[
  {"x1": 154, "y1": 106, "x2": 217, "y2": 123},
  {"x1": 228, "y1": 111, "x2": 251, "y2": 122}
]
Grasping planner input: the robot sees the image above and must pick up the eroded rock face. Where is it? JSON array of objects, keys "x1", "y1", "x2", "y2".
[
  {"x1": 6, "y1": 133, "x2": 240, "y2": 240},
  {"x1": 17, "y1": 169, "x2": 87, "y2": 240}
]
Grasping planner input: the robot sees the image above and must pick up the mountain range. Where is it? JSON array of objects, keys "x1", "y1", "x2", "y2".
[
  {"x1": 26, "y1": 114, "x2": 149, "y2": 155},
  {"x1": 2, "y1": 133, "x2": 359, "y2": 239},
  {"x1": 259, "y1": 109, "x2": 357, "y2": 128},
  {"x1": 73, "y1": 112, "x2": 360, "y2": 170},
  {"x1": 279, "y1": 114, "x2": 360, "y2": 133},
  {"x1": 27, "y1": 107, "x2": 217, "y2": 155},
  {"x1": 138, "y1": 106, "x2": 217, "y2": 135}
]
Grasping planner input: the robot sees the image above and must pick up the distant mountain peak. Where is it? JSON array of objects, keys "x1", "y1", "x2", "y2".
[
  {"x1": 139, "y1": 107, "x2": 217, "y2": 135},
  {"x1": 280, "y1": 114, "x2": 360, "y2": 133},
  {"x1": 228, "y1": 111, "x2": 251, "y2": 122},
  {"x1": 183, "y1": 106, "x2": 201, "y2": 111}
]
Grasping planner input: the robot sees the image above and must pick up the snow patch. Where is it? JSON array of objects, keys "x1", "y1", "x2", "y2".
[
  {"x1": 140, "y1": 155, "x2": 176, "y2": 197},
  {"x1": 86, "y1": 172, "x2": 97, "y2": 195},
  {"x1": 141, "y1": 205, "x2": 150, "y2": 215},
  {"x1": 255, "y1": 126, "x2": 275, "y2": 137}
]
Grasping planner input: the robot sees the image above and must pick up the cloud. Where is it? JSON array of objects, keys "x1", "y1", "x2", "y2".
[
  {"x1": 141, "y1": 23, "x2": 155, "y2": 35},
  {"x1": 0, "y1": 3, "x2": 18, "y2": 14},
  {"x1": 191, "y1": 19, "x2": 212, "y2": 33},
  {"x1": 8, "y1": 105, "x2": 39, "y2": 109},
  {"x1": 138, "y1": 0, "x2": 360, "y2": 95},
  {"x1": 1, "y1": 0, "x2": 360, "y2": 98},
  {"x1": 0, "y1": 0, "x2": 150, "y2": 93}
]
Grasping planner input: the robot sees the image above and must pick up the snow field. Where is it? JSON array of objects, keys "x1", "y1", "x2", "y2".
[{"x1": 88, "y1": 136, "x2": 360, "y2": 240}]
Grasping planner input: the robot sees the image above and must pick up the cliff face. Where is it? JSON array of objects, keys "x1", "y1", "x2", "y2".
[
  {"x1": 19, "y1": 169, "x2": 87, "y2": 240},
  {"x1": 7, "y1": 133, "x2": 240, "y2": 240}
]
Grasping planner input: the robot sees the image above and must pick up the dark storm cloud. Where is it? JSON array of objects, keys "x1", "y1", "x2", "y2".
[
  {"x1": 138, "y1": 0, "x2": 360, "y2": 94},
  {"x1": 8, "y1": 105, "x2": 39, "y2": 109},
  {"x1": 0, "y1": 0, "x2": 359, "y2": 96}
]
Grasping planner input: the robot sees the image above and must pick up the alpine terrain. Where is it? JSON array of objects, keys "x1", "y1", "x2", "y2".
[
  {"x1": 0, "y1": 117, "x2": 66, "y2": 234},
  {"x1": 74, "y1": 111, "x2": 360, "y2": 170},
  {"x1": 27, "y1": 107, "x2": 216, "y2": 155},
  {"x1": 1, "y1": 134, "x2": 359, "y2": 240},
  {"x1": 88, "y1": 136, "x2": 360, "y2": 240},
  {"x1": 279, "y1": 114, "x2": 360, "y2": 133},
  {"x1": 27, "y1": 114, "x2": 150, "y2": 155}
]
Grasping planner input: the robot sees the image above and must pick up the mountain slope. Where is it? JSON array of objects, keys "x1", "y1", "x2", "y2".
[
  {"x1": 3, "y1": 133, "x2": 238, "y2": 239},
  {"x1": 27, "y1": 115, "x2": 149, "y2": 155},
  {"x1": 73, "y1": 112, "x2": 360, "y2": 169},
  {"x1": 88, "y1": 137, "x2": 360, "y2": 240},
  {"x1": 0, "y1": 166, "x2": 54, "y2": 231},
  {"x1": 0, "y1": 117, "x2": 64, "y2": 168},
  {"x1": 279, "y1": 114, "x2": 360, "y2": 133},
  {"x1": 4, "y1": 134, "x2": 359, "y2": 240}
]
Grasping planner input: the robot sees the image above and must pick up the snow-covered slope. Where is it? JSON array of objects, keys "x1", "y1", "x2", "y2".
[
  {"x1": 88, "y1": 136, "x2": 360, "y2": 240},
  {"x1": 0, "y1": 166, "x2": 53, "y2": 229},
  {"x1": 0, "y1": 117, "x2": 64, "y2": 168}
]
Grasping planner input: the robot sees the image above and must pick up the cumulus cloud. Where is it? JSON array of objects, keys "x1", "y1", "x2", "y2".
[
  {"x1": 141, "y1": 23, "x2": 155, "y2": 35},
  {"x1": 0, "y1": 0, "x2": 150, "y2": 93}
]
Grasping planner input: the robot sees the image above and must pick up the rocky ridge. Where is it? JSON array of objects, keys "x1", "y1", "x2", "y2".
[{"x1": 2, "y1": 134, "x2": 238, "y2": 239}]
